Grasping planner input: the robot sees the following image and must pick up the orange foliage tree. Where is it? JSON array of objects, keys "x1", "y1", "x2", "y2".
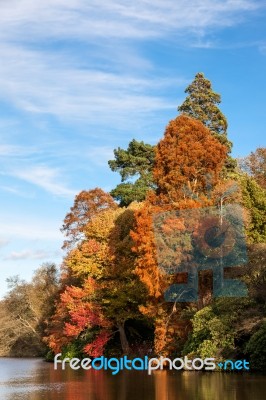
[
  {"x1": 61, "y1": 188, "x2": 117, "y2": 250},
  {"x1": 46, "y1": 191, "x2": 147, "y2": 356},
  {"x1": 153, "y1": 115, "x2": 227, "y2": 204},
  {"x1": 240, "y1": 147, "x2": 266, "y2": 189},
  {"x1": 132, "y1": 115, "x2": 227, "y2": 356},
  {"x1": 64, "y1": 203, "x2": 147, "y2": 354}
]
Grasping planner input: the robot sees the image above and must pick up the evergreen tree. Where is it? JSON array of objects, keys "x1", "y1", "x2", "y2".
[
  {"x1": 178, "y1": 73, "x2": 228, "y2": 143},
  {"x1": 108, "y1": 139, "x2": 156, "y2": 206},
  {"x1": 178, "y1": 72, "x2": 235, "y2": 171},
  {"x1": 240, "y1": 175, "x2": 266, "y2": 243}
]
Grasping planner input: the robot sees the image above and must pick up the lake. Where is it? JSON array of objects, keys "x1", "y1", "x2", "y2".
[{"x1": 0, "y1": 358, "x2": 265, "y2": 399}]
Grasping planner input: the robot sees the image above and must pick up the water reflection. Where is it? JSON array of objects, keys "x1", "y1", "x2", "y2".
[
  {"x1": 153, "y1": 370, "x2": 266, "y2": 400},
  {"x1": 0, "y1": 358, "x2": 265, "y2": 400}
]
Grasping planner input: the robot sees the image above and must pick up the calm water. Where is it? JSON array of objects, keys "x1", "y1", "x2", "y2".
[{"x1": 0, "y1": 358, "x2": 265, "y2": 400}]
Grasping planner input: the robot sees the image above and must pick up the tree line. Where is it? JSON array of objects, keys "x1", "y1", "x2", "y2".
[{"x1": 1, "y1": 73, "x2": 265, "y2": 370}]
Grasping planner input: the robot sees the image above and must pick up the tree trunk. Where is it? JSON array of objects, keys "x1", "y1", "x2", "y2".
[{"x1": 118, "y1": 322, "x2": 130, "y2": 354}]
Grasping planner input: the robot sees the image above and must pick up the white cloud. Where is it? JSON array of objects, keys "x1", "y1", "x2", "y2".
[
  {"x1": 0, "y1": 43, "x2": 179, "y2": 120},
  {"x1": 0, "y1": 1, "x2": 262, "y2": 129},
  {"x1": 3, "y1": 249, "x2": 62, "y2": 261},
  {"x1": 10, "y1": 165, "x2": 76, "y2": 197},
  {"x1": 0, "y1": 1, "x2": 262, "y2": 41}
]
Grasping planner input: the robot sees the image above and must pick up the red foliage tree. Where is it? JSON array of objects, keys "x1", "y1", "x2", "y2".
[{"x1": 45, "y1": 278, "x2": 111, "y2": 356}]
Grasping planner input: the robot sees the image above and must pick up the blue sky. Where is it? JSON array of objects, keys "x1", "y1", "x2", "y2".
[{"x1": 0, "y1": 0, "x2": 265, "y2": 298}]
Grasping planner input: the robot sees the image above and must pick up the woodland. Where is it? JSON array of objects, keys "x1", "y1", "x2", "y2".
[{"x1": 0, "y1": 73, "x2": 265, "y2": 371}]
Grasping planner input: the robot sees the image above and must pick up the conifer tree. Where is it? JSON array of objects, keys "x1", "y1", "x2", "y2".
[
  {"x1": 178, "y1": 72, "x2": 235, "y2": 171},
  {"x1": 108, "y1": 139, "x2": 155, "y2": 206}
]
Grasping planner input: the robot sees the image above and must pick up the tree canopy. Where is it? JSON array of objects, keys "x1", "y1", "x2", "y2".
[
  {"x1": 108, "y1": 139, "x2": 156, "y2": 206},
  {"x1": 0, "y1": 263, "x2": 59, "y2": 357},
  {"x1": 239, "y1": 147, "x2": 266, "y2": 189},
  {"x1": 61, "y1": 188, "x2": 117, "y2": 249},
  {"x1": 153, "y1": 115, "x2": 227, "y2": 204}
]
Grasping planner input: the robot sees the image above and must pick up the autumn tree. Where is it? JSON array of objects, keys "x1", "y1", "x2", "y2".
[
  {"x1": 0, "y1": 264, "x2": 59, "y2": 356},
  {"x1": 239, "y1": 147, "x2": 266, "y2": 189},
  {"x1": 64, "y1": 207, "x2": 123, "y2": 280},
  {"x1": 108, "y1": 139, "x2": 156, "y2": 206},
  {"x1": 66, "y1": 204, "x2": 147, "y2": 354},
  {"x1": 61, "y1": 188, "x2": 117, "y2": 249},
  {"x1": 98, "y1": 204, "x2": 148, "y2": 353},
  {"x1": 45, "y1": 277, "x2": 112, "y2": 357},
  {"x1": 154, "y1": 115, "x2": 227, "y2": 204},
  {"x1": 48, "y1": 185, "x2": 148, "y2": 356},
  {"x1": 132, "y1": 115, "x2": 227, "y2": 356}
]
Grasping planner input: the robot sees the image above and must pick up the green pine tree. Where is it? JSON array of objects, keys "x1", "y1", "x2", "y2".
[
  {"x1": 108, "y1": 139, "x2": 156, "y2": 206},
  {"x1": 178, "y1": 72, "x2": 236, "y2": 172}
]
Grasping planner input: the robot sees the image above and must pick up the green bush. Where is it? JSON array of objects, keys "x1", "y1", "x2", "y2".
[
  {"x1": 45, "y1": 349, "x2": 55, "y2": 362},
  {"x1": 61, "y1": 341, "x2": 83, "y2": 359},
  {"x1": 245, "y1": 322, "x2": 266, "y2": 371},
  {"x1": 182, "y1": 306, "x2": 235, "y2": 359}
]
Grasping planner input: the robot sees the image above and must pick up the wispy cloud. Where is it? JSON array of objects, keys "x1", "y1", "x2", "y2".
[
  {"x1": 0, "y1": 44, "x2": 179, "y2": 126},
  {"x1": 10, "y1": 165, "x2": 76, "y2": 197},
  {"x1": 0, "y1": 1, "x2": 263, "y2": 128},
  {"x1": 0, "y1": 1, "x2": 262, "y2": 41},
  {"x1": 3, "y1": 249, "x2": 62, "y2": 261}
]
